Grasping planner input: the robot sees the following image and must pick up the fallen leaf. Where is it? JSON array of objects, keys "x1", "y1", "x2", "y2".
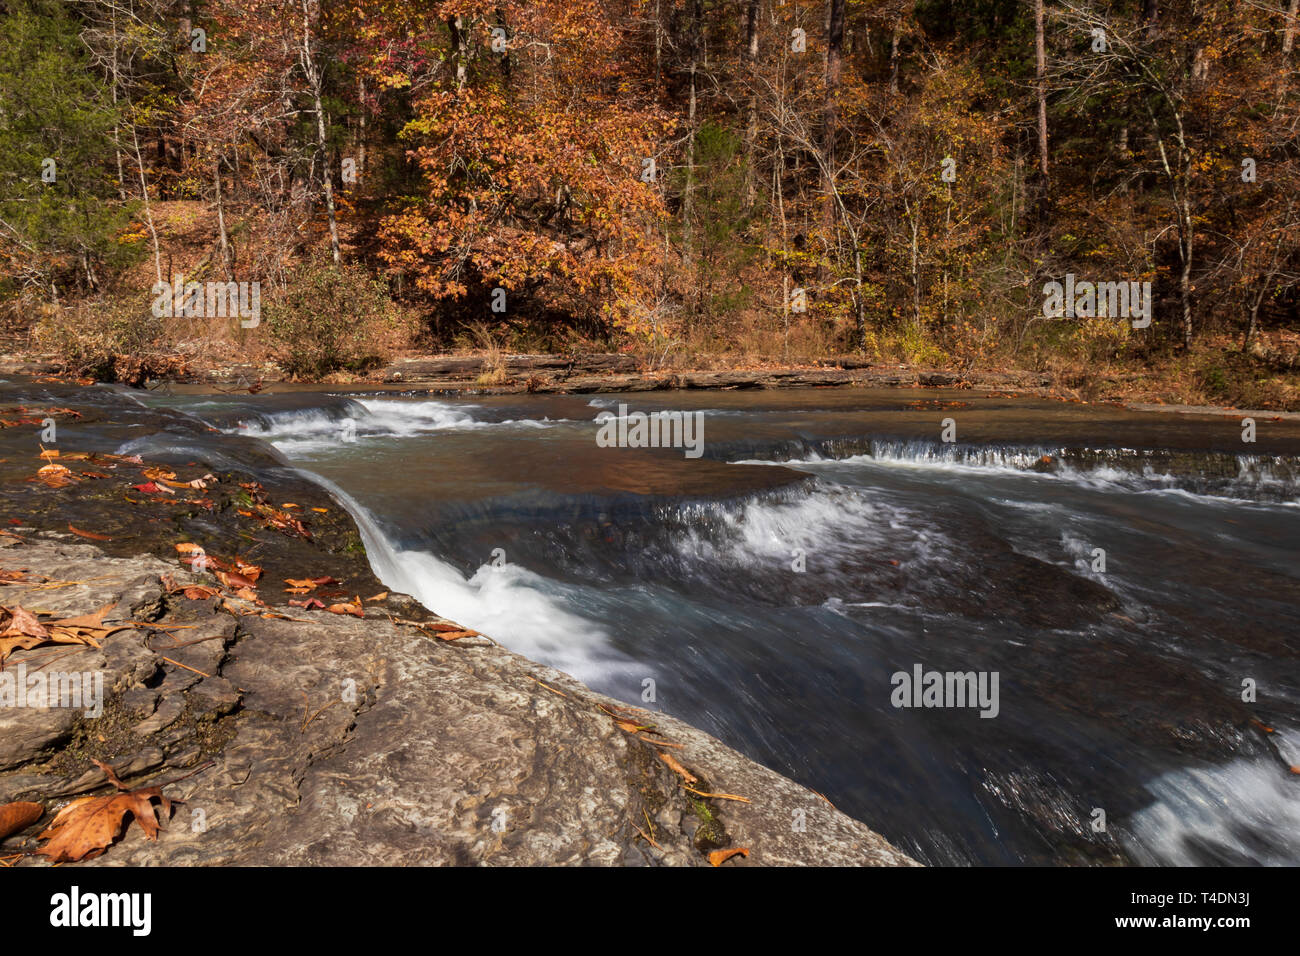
[
  {"x1": 131, "y1": 481, "x2": 174, "y2": 495},
  {"x1": 0, "y1": 801, "x2": 42, "y2": 840},
  {"x1": 658, "y1": 752, "x2": 698, "y2": 784},
  {"x1": 708, "y1": 847, "x2": 749, "y2": 867},
  {"x1": 216, "y1": 570, "x2": 258, "y2": 590},
  {"x1": 326, "y1": 600, "x2": 364, "y2": 618},
  {"x1": 35, "y1": 786, "x2": 174, "y2": 862},
  {"x1": 366, "y1": 591, "x2": 388, "y2": 602},
  {"x1": 48, "y1": 602, "x2": 119, "y2": 631},
  {"x1": 1, "y1": 604, "x2": 49, "y2": 639},
  {"x1": 68, "y1": 523, "x2": 113, "y2": 541},
  {"x1": 288, "y1": 597, "x2": 326, "y2": 610}
]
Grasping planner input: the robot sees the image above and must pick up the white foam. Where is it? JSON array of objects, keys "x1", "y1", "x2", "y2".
[
  {"x1": 299, "y1": 472, "x2": 628, "y2": 688},
  {"x1": 1126, "y1": 749, "x2": 1300, "y2": 865}
]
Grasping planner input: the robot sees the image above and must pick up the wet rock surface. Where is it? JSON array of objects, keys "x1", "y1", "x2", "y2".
[{"x1": 0, "y1": 538, "x2": 916, "y2": 866}]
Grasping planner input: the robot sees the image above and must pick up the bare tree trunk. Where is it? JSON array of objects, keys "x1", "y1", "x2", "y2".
[
  {"x1": 496, "y1": 7, "x2": 512, "y2": 86},
  {"x1": 823, "y1": 0, "x2": 845, "y2": 229},
  {"x1": 743, "y1": 0, "x2": 760, "y2": 208},
  {"x1": 889, "y1": 16, "x2": 901, "y2": 93},
  {"x1": 110, "y1": 5, "x2": 126, "y2": 201},
  {"x1": 1287, "y1": 0, "x2": 1300, "y2": 54},
  {"x1": 302, "y1": 0, "x2": 340, "y2": 264},
  {"x1": 1034, "y1": 0, "x2": 1049, "y2": 224},
  {"x1": 451, "y1": 16, "x2": 468, "y2": 91},
  {"x1": 130, "y1": 124, "x2": 163, "y2": 285},
  {"x1": 775, "y1": 133, "x2": 790, "y2": 362},
  {"x1": 1179, "y1": 210, "x2": 1193, "y2": 348},
  {"x1": 682, "y1": 0, "x2": 702, "y2": 269},
  {"x1": 357, "y1": 75, "x2": 368, "y2": 180},
  {"x1": 654, "y1": 0, "x2": 663, "y2": 90},
  {"x1": 214, "y1": 155, "x2": 232, "y2": 280}
]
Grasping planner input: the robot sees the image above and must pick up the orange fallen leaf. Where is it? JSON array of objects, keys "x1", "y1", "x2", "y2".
[
  {"x1": 0, "y1": 801, "x2": 43, "y2": 840},
  {"x1": 366, "y1": 591, "x2": 389, "y2": 602},
  {"x1": 36, "y1": 786, "x2": 174, "y2": 862},
  {"x1": 326, "y1": 600, "x2": 364, "y2": 618},
  {"x1": 215, "y1": 570, "x2": 258, "y2": 590},
  {"x1": 658, "y1": 752, "x2": 698, "y2": 784},
  {"x1": 708, "y1": 847, "x2": 749, "y2": 867},
  {"x1": 310, "y1": 507, "x2": 328, "y2": 513},
  {"x1": 1, "y1": 604, "x2": 49, "y2": 640},
  {"x1": 68, "y1": 524, "x2": 113, "y2": 541}
]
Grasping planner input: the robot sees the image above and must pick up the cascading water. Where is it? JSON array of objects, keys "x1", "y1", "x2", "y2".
[{"x1": 140, "y1": 387, "x2": 1300, "y2": 866}]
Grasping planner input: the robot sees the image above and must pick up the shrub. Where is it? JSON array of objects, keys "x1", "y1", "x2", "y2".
[
  {"x1": 265, "y1": 257, "x2": 411, "y2": 379},
  {"x1": 33, "y1": 295, "x2": 184, "y2": 384}
]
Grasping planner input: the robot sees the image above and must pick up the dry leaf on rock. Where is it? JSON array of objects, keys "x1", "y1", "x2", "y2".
[
  {"x1": 35, "y1": 788, "x2": 173, "y2": 862},
  {"x1": 0, "y1": 801, "x2": 43, "y2": 840},
  {"x1": 658, "y1": 752, "x2": 698, "y2": 784},
  {"x1": 708, "y1": 847, "x2": 749, "y2": 867}
]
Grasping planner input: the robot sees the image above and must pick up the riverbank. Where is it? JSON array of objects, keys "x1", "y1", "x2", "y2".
[
  {"x1": 0, "y1": 381, "x2": 916, "y2": 866},
  {"x1": 10, "y1": 346, "x2": 1300, "y2": 422}
]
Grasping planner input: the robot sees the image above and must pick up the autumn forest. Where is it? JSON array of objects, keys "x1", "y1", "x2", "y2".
[{"x1": 3, "y1": 0, "x2": 1300, "y2": 405}]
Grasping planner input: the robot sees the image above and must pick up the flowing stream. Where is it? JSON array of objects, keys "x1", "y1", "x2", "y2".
[{"x1": 142, "y1": 387, "x2": 1300, "y2": 866}]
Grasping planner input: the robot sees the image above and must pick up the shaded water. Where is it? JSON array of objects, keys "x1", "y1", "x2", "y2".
[{"x1": 147, "y1": 387, "x2": 1300, "y2": 866}]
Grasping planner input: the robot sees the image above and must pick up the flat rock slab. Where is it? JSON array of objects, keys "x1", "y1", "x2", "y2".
[{"x1": 0, "y1": 537, "x2": 916, "y2": 867}]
